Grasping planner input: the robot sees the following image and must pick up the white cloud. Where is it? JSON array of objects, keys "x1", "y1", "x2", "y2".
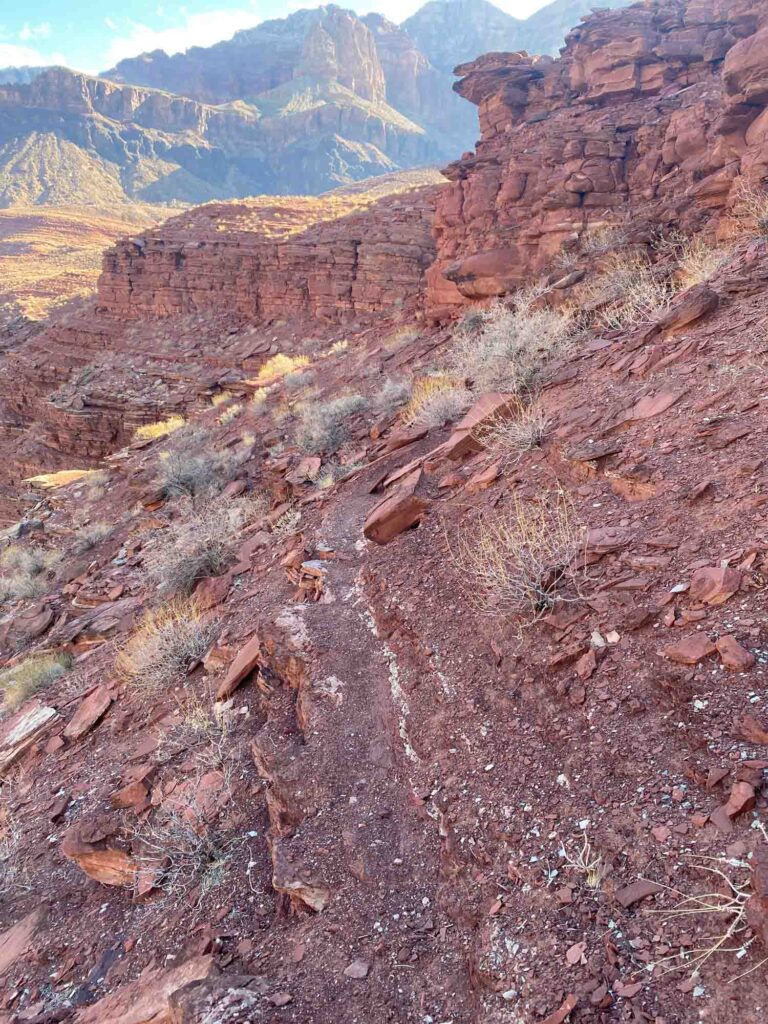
[
  {"x1": 99, "y1": 6, "x2": 261, "y2": 71},
  {"x1": 19, "y1": 22, "x2": 52, "y2": 42},
  {"x1": 0, "y1": 42, "x2": 67, "y2": 67}
]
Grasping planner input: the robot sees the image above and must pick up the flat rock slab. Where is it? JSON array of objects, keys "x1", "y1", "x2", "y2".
[
  {"x1": 73, "y1": 955, "x2": 216, "y2": 1024},
  {"x1": 64, "y1": 685, "x2": 113, "y2": 741},
  {"x1": 0, "y1": 700, "x2": 58, "y2": 774},
  {"x1": 0, "y1": 908, "x2": 46, "y2": 976}
]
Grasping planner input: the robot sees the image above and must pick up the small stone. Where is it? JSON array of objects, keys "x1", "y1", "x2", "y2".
[
  {"x1": 343, "y1": 959, "x2": 370, "y2": 979},
  {"x1": 715, "y1": 635, "x2": 755, "y2": 671}
]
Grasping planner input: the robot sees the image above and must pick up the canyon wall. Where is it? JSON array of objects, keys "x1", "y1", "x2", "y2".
[
  {"x1": 427, "y1": 0, "x2": 768, "y2": 308},
  {"x1": 96, "y1": 174, "x2": 441, "y2": 323}
]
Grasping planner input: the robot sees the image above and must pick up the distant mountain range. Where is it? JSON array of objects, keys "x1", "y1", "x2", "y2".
[{"x1": 0, "y1": 0, "x2": 631, "y2": 208}]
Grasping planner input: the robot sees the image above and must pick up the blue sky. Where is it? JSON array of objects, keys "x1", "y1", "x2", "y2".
[{"x1": 0, "y1": 1, "x2": 548, "y2": 74}]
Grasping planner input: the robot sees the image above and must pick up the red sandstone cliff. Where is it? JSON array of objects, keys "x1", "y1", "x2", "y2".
[{"x1": 427, "y1": 0, "x2": 768, "y2": 308}]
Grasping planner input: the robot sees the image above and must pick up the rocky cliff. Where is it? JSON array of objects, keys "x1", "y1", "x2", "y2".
[{"x1": 427, "y1": 0, "x2": 768, "y2": 309}]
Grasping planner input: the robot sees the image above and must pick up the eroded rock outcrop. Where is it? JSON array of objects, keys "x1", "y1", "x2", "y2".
[
  {"x1": 97, "y1": 172, "x2": 440, "y2": 323},
  {"x1": 427, "y1": 0, "x2": 768, "y2": 309}
]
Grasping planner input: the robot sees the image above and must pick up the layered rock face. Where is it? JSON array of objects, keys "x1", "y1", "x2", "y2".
[
  {"x1": 96, "y1": 172, "x2": 441, "y2": 323},
  {"x1": 427, "y1": 0, "x2": 768, "y2": 307},
  {"x1": 106, "y1": 6, "x2": 386, "y2": 105}
]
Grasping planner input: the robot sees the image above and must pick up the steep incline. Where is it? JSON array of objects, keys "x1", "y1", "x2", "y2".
[{"x1": 2, "y1": 4, "x2": 768, "y2": 1024}]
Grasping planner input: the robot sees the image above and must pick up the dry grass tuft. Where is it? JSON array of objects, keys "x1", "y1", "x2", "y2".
[
  {"x1": 73, "y1": 521, "x2": 112, "y2": 554},
  {"x1": 403, "y1": 375, "x2": 468, "y2": 426},
  {"x1": 134, "y1": 415, "x2": 185, "y2": 442},
  {"x1": 454, "y1": 491, "x2": 585, "y2": 623},
  {"x1": 256, "y1": 353, "x2": 310, "y2": 382},
  {"x1": 218, "y1": 402, "x2": 243, "y2": 425},
  {"x1": 474, "y1": 403, "x2": 549, "y2": 466},
  {"x1": 0, "y1": 653, "x2": 72, "y2": 713},
  {"x1": 271, "y1": 507, "x2": 301, "y2": 539},
  {"x1": 561, "y1": 832, "x2": 606, "y2": 890},
  {"x1": 210, "y1": 391, "x2": 231, "y2": 407},
  {"x1": 117, "y1": 600, "x2": 217, "y2": 692},
  {"x1": 0, "y1": 544, "x2": 61, "y2": 603},
  {"x1": 732, "y1": 179, "x2": 768, "y2": 237},
  {"x1": 653, "y1": 230, "x2": 730, "y2": 288}
]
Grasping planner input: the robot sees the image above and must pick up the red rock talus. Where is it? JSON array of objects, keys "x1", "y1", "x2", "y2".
[{"x1": 427, "y1": 0, "x2": 768, "y2": 309}]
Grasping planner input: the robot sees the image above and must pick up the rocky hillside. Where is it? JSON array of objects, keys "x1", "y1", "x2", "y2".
[
  {"x1": 4, "y1": 2, "x2": 768, "y2": 1024},
  {"x1": 0, "y1": 59, "x2": 439, "y2": 206}
]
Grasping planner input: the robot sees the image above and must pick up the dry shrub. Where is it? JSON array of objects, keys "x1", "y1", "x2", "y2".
[
  {"x1": 732, "y1": 179, "x2": 768, "y2": 237},
  {"x1": 256, "y1": 353, "x2": 310, "y2": 382},
  {"x1": 374, "y1": 377, "x2": 412, "y2": 414},
  {"x1": 676, "y1": 236, "x2": 730, "y2": 288},
  {"x1": 653, "y1": 230, "x2": 730, "y2": 288},
  {"x1": 250, "y1": 387, "x2": 270, "y2": 409},
  {"x1": 145, "y1": 497, "x2": 261, "y2": 596},
  {"x1": 134, "y1": 415, "x2": 185, "y2": 441},
  {"x1": 158, "y1": 447, "x2": 239, "y2": 500},
  {"x1": 582, "y1": 252, "x2": 676, "y2": 330},
  {"x1": 133, "y1": 810, "x2": 235, "y2": 904},
  {"x1": 296, "y1": 394, "x2": 367, "y2": 454},
  {"x1": 579, "y1": 222, "x2": 628, "y2": 256},
  {"x1": 475, "y1": 403, "x2": 549, "y2": 467},
  {"x1": 0, "y1": 653, "x2": 72, "y2": 713},
  {"x1": 218, "y1": 402, "x2": 243, "y2": 425},
  {"x1": 283, "y1": 370, "x2": 316, "y2": 392},
  {"x1": 403, "y1": 375, "x2": 469, "y2": 426},
  {"x1": 271, "y1": 507, "x2": 301, "y2": 538},
  {"x1": 454, "y1": 491, "x2": 585, "y2": 623},
  {"x1": 210, "y1": 391, "x2": 230, "y2": 407},
  {"x1": 0, "y1": 544, "x2": 61, "y2": 603},
  {"x1": 449, "y1": 294, "x2": 574, "y2": 396},
  {"x1": 117, "y1": 600, "x2": 217, "y2": 692},
  {"x1": 73, "y1": 521, "x2": 111, "y2": 554}
]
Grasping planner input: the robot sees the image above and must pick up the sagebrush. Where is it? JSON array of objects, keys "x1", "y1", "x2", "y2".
[
  {"x1": 454, "y1": 491, "x2": 585, "y2": 623},
  {"x1": 117, "y1": 600, "x2": 217, "y2": 692},
  {"x1": 449, "y1": 294, "x2": 573, "y2": 395}
]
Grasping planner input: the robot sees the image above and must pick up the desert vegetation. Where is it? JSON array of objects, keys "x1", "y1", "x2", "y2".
[
  {"x1": 0, "y1": 653, "x2": 72, "y2": 713},
  {"x1": 117, "y1": 600, "x2": 216, "y2": 692},
  {"x1": 449, "y1": 293, "x2": 574, "y2": 395},
  {"x1": 296, "y1": 394, "x2": 367, "y2": 454},
  {"x1": 134, "y1": 415, "x2": 185, "y2": 441},
  {"x1": 454, "y1": 491, "x2": 585, "y2": 624},
  {"x1": 145, "y1": 497, "x2": 262, "y2": 596},
  {"x1": 0, "y1": 544, "x2": 61, "y2": 603},
  {"x1": 474, "y1": 402, "x2": 549, "y2": 467}
]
